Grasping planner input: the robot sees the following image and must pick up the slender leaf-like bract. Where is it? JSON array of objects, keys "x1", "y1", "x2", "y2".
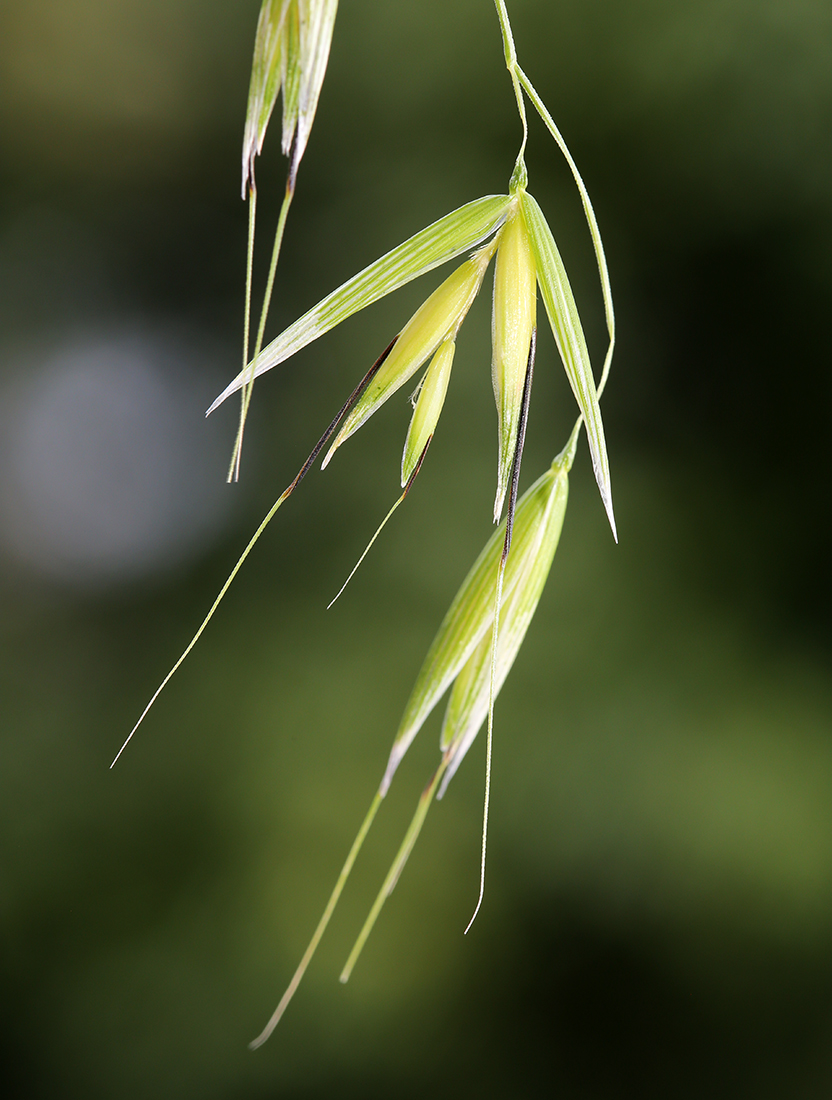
[
  {"x1": 241, "y1": 0, "x2": 294, "y2": 196},
  {"x1": 208, "y1": 195, "x2": 512, "y2": 413},
  {"x1": 519, "y1": 191, "x2": 615, "y2": 539},
  {"x1": 241, "y1": 0, "x2": 338, "y2": 195},
  {"x1": 292, "y1": 0, "x2": 339, "y2": 185},
  {"x1": 401, "y1": 338, "x2": 455, "y2": 485},
  {"x1": 279, "y1": 3, "x2": 301, "y2": 157}
]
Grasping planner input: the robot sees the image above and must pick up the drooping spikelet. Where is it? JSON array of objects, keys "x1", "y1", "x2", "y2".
[{"x1": 241, "y1": 0, "x2": 338, "y2": 195}]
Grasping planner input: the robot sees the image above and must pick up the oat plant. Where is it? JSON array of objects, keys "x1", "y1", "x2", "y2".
[{"x1": 113, "y1": 0, "x2": 616, "y2": 1047}]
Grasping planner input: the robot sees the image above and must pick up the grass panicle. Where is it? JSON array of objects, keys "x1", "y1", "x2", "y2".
[{"x1": 119, "y1": 0, "x2": 620, "y2": 1045}]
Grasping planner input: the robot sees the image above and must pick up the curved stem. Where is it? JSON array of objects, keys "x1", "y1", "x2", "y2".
[
  {"x1": 515, "y1": 65, "x2": 615, "y2": 399},
  {"x1": 495, "y1": 4, "x2": 615, "y2": 404}
]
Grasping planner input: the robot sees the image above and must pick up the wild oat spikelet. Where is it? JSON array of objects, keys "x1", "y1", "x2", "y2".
[{"x1": 241, "y1": 0, "x2": 338, "y2": 195}]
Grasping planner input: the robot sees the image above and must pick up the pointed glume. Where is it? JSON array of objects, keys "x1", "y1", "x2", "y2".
[{"x1": 502, "y1": 327, "x2": 536, "y2": 563}]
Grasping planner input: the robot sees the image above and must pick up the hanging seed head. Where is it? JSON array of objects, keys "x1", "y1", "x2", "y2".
[
  {"x1": 491, "y1": 200, "x2": 537, "y2": 522},
  {"x1": 241, "y1": 0, "x2": 338, "y2": 196},
  {"x1": 322, "y1": 241, "x2": 496, "y2": 469},
  {"x1": 380, "y1": 450, "x2": 570, "y2": 796}
]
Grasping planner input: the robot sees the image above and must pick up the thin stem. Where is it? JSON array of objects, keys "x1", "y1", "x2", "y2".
[
  {"x1": 242, "y1": 186, "x2": 257, "y2": 383},
  {"x1": 340, "y1": 757, "x2": 449, "y2": 983},
  {"x1": 494, "y1": 0, "x2": 528, "y2": 191},
  {"x1": 558, "y1": 416, "x2": 582, "y2": 474},
  {"x1": 515, "y1": 65, "x2": 615, "y2": 399},
  {"x1": 496, "y1": 4, "x2": 615, "y2": 410},
  {"x1": 249, "y1": 791, "x2": 384, "y2": 1049},
  {"x1": 110, "y1": 488, "x2": 290, "y2": 769},
  {"x1": 229, "y1": 179, "x2": 296, "y2": 482}
]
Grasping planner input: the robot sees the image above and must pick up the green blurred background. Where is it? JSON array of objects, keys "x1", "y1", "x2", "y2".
[{"x1": 2, "y1": 1, "x2": 832, "y2": 1095}]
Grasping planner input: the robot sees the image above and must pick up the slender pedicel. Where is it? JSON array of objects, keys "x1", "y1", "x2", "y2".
[{"x1": 231, "y1": 180, "x2": 295, "y2": 481}]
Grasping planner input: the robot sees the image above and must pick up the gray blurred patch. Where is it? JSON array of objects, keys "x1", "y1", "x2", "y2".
[{"x1": 0, "y1": 330, "x2": 236, "y2": 588}]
